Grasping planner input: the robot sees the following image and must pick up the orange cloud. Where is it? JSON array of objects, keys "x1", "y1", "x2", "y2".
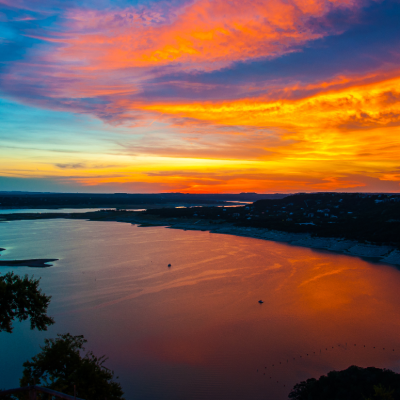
[
  {"x1": 53, "y1": 0, "x2": 362, "y2": 72},
  {"x1": 139, "y1": 74, "x2": 400, "y2": 163}
]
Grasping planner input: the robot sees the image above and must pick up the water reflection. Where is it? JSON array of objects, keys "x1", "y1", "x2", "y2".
[
  {"x1": 0, "y1": 208, "x2": 107, "y2": 214},
  {"x1": 0, "y1": 220, "x2": 399, "y2": 399}
]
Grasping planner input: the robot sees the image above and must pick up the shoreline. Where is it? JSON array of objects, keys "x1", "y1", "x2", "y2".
[
  {"x1": 1, "y1": 211, "x2": 399, "y2": 268},
  {"x1": 96, "y1": 213, "x2": 400, "y2": 268}
]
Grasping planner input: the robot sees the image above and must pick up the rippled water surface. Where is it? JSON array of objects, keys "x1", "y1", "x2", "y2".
[{"x1": 1, "y1": 219, "x2": 400, "y2": 399}]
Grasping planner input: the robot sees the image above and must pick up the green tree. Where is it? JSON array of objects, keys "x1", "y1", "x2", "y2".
[
  {"x1": 0, "y1": 272, "x2": 54, "y2": 333},
  {"x1": 20, "y1": 333, "x2": 124, "y2": 400}
]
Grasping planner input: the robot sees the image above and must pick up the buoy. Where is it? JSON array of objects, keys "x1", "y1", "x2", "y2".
[
  {"x1": 168, "y1": 264, "x2": 171, "y2": 267},
  {"x1": 258, "y1": 300, "x2": 264, "y2": 304}
]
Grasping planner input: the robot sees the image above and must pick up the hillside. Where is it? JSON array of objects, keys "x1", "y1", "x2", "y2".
[{"x1": 145, "y1": 193, "x2": 400, "y2": 247}]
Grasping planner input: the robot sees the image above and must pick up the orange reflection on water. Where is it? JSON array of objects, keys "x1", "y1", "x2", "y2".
[
  {"x1": 61, "y1": 226, "x2": 399, "y2": 400},
  {"x1": 2, "y1": 221, "x2": 400, "y2": 399}
]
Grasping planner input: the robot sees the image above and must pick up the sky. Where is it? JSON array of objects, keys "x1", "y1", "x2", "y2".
[{"x1": 1, "y1": 0, "x2": 400, "y2": 193}]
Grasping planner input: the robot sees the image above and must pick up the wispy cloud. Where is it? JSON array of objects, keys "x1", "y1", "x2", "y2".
[{"x1": 55, "y1": 162, "x2": 118, "y2": 169}]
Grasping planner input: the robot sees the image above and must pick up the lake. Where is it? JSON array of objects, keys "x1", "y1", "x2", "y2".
[
  {"x1": 0, "y1": 208, "x2": 145, "y2": 214},
  {"x1": 1, "y1": 218, "x2": 400, "y2": 399}
]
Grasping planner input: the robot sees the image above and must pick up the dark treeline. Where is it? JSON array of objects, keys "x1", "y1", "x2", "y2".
[
  {"x1": 0, "y1": 192, "x2": 286, "y2": 209},
  {"x1": 289, "y1": 365, "x2": 400, "y2": 400},
  {"x1": 2, "y1": 191, "x2": 399, "y2": 247},
  {"x1": 145, "y1": 192, "x2": 400, "y2": 247}
]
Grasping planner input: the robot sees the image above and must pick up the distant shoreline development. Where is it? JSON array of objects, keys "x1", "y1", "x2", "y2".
[{"x1": 1, "y1": 192, "x2": 399, "y2": 268}]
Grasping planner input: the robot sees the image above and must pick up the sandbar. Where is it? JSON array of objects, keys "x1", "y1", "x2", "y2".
[{"x1": 0, "y1": 259, "x2": 58, "y2": 268}]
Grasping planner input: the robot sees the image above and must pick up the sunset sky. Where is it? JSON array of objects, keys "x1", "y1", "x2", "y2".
[{"x1": 1, "y1": 0, "x2": 400, "y2": 193}]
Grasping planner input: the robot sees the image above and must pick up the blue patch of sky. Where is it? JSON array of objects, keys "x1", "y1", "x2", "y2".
[
  {"x1": 0, "y1": 176, "x2": 82, "y2": 192},
  {"x1": 0, "y1": 98, "x2": 131, "y2": 154},
  {"x1": 0, "y1": 9, "x2": 63, "y2": 75},
  {"x1": 0, "y1": 97, "x2": 177, "y2": 157},
  {"x1": 1, "y1": 0, "x2": 188, "y2": 14},
  {"x1": 0, "y1": 23, "x2": 17, "y2": 41}
]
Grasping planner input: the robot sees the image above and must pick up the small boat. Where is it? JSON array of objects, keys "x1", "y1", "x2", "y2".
[
  {"x1": 258, "y1": 300, "x2": 264, "y2": 304},
  {"x1": 168, "y1": 264, "x2": 172, "y2": 267}
]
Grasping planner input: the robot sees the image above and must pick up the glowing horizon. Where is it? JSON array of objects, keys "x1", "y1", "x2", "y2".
[{"x1": 1, "y1": 0, "x2": 400, "y2": 193}]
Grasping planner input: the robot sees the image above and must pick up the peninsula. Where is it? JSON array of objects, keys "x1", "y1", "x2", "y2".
[{"x1": 0, "y1": 246, "x2": 58, "y2": 268}]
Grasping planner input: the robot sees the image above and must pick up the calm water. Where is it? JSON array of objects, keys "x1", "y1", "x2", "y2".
[
  {"x1": 1, "y1": 219, "x2": 400, "y2": 399},
  {"x1": 0, "y1": 208, "x2": 106, "y2": 214},
  {"x1": 0, "y1": 208, "x2": 147, "y2": 214}
]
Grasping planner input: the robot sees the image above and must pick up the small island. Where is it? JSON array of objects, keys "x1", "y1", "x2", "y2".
[{"x1": 0, "y1": 259, "x2": 58, "y2": 268}]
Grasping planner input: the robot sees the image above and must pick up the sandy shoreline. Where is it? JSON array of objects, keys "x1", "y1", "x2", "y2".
[{"x1": 106, "y1": 213, "x2": 400, "y2": 267}]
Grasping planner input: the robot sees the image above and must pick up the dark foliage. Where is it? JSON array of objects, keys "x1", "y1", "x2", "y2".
[
  {"x1": 0, "y1": 272, "x2": 54, "y2": 333},
  {"x1": 145, "y1": 192, "x2": 400, "y2": 247},
  {"x1": 289, "y1": 365, "x2": 400, "y2": 400},
  {"x1": 20, "y1": 333, "x2": 124, "y2": 400},
  {"x1": 0, "y1": 394, "x2": 16, "y2": 400}
]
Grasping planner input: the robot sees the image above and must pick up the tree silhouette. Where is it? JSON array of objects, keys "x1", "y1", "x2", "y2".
[
  {"x1": 289, "y1": 366, "x2": 400, "y2": 400},
  {"x1": 0, "y1": 272, "x2": 54, "y2": 333},
  {"x1": 20, "y1": 333, "x2": 124, "y2": 400}
]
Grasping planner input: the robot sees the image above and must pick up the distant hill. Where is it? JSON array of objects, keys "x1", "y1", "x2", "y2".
[{"x1": 0, "y1": 192, "x2": 288, "y2": 209}]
